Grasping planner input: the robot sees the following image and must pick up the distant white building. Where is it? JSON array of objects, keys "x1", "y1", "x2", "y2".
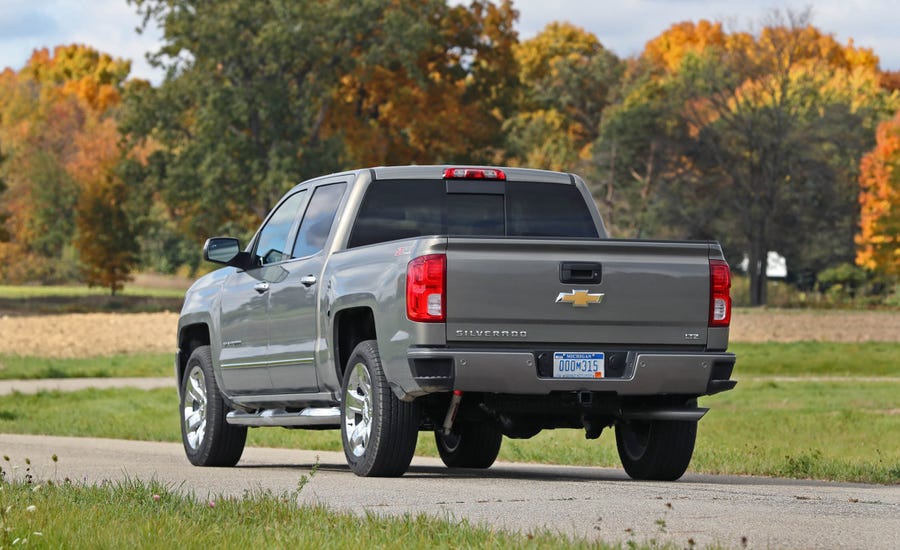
[{"x1": 739, "y1": 251, "x2": 787, "y2": 278}]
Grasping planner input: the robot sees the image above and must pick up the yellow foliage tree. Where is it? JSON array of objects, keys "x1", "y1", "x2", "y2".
[{"x1": 506, "y1": 22, "x2": 622, "y2": 171}]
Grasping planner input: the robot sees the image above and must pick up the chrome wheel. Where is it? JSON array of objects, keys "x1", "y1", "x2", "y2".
[
  {"x1": 343, "y1": 362, "x2": 373, "y2": 458},
  {"x1": 183, "y1": 365, "x2": 208, "y2": 451}
]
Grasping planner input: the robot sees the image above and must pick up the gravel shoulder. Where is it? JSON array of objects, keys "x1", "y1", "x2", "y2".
[{"x1": 0, "y1": 377, "x2": 173, "y2": 395}]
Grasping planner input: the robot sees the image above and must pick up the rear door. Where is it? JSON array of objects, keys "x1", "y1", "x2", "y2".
[{"x1": 267, "y1": 181, "x2": 348, "y2": 393}]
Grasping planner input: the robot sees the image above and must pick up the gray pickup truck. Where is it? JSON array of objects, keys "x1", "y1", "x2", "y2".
[{"x1": 176, "y1": 165, "x2": 736, "y2": 480}]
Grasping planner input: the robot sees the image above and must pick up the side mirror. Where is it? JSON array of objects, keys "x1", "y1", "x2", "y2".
[{"x1": 203, "y1": 237, "x2": 253, "y2": 270}]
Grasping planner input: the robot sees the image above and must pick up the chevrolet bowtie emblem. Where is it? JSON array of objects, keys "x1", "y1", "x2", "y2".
[{"x1": 555, "y1": 290, "x2": 604, "y2": 307}]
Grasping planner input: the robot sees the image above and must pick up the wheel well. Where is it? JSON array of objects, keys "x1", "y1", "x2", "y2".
[
  {"x1": 334, "y1": 307, "x2": 376, "y2": 380},
  {"x1": 177, "y1": 323, "x2": 211, "y2": 384}
]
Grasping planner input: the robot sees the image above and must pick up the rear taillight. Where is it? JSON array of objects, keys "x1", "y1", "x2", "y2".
[
  {"x1": 709, "y1": 259, "x2": 732, "y2": 327},
  {"x1": 407, "y1": 254, "x2": 446, "y2": 322}
]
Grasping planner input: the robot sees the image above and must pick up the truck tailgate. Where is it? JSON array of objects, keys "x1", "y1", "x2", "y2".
[{"x1": 445, "y1": 238, "x2": 712, "y2": 346}]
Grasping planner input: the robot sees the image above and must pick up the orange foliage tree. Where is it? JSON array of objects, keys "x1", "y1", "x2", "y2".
[
  {"x1": 325, "y1": 1, "x2": 519, "y2": 166},
  {"x1": 857, "y1": 111, "x2": 900, "y2": 276}
]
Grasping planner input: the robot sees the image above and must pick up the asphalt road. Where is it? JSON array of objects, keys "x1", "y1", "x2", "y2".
[{"x1": 2, "y1": 433, "x2": 897, "y2": 549}]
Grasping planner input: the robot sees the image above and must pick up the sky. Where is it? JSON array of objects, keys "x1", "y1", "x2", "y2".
[{"x1": 1, "y1": 0, "x2": 899, "y2": 83}]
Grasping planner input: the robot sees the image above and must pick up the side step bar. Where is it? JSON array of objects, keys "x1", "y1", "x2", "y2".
[
  {"x1": 620, "y1": 407, "x2": 709, "y2": 422},
  {"x1": 226, "y1": 407, "x2": 341, "y2": 427}
]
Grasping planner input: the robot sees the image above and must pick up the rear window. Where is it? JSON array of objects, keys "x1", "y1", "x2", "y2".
[{"x1": 347, "y1": 180, "x2": 598, "y2": 248}]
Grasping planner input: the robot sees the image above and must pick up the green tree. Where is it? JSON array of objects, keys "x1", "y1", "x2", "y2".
[{"x1": 124, "y1": 0, "x2": 442, "y2": 243}]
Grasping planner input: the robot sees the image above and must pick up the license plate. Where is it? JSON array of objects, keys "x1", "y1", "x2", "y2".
[{"x1": 552, "y1": 352, "x2": 605, "y2": 379}]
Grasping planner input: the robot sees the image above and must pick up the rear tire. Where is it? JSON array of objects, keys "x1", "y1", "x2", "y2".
[
  {"x1": 435, "y1": 420, "x2": 502, "y2": 469},
  {"x1": 341, "y1": 340, "x2": 419, "y2": 477},
  {"x1": 180, "y1": 345, "x2": 247, "y2": 466},
  {"x1": 615, "y1": 419, "x2": 696, "y2": 481}
]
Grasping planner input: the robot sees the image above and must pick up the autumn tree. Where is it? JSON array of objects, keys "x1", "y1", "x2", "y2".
[
  {"x1": 589, "y1": 21, "x2": 727, "y2": 238},
  {"x1": 505, "y1": 22, "x2": 623, "y2": 171},
  {"x1": 856, "y1": 110, "x2": 900, "y2": 276},
  {"x1": 595, "y1": 11, "x2": 897, "y2": 304},
  {"x1": 0, "y1": 45, "x2": 134, "y2": 288},
  {"x1": 70, "y1": 118, "x2": 138, "y2": 294},
  {"x1": 325, "y1": 1, "x2": 519, "y2": 166}
]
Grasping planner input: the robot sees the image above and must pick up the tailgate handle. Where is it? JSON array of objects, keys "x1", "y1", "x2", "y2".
[{"x1": 560, "y1": 262, "x2": 602, "y2": 284}]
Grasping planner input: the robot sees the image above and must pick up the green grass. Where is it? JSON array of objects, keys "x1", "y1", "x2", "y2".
[
  {"x1": 1, "y1": 380, "x2": 897, "y2": 484},
  {"x1": 0, "y1": 285, "x2": 185, "y2": 299},
  {"x1": 5, "y1": 342, "x2": 897, "y2": 381},
  {"x1": 0, "y1": 353, "x2": 171, "y2": 380},
  {"x1": 0, "y1": 285, "x2": 184, "y2": 314},
  {"x1": 0, "y1": 477, "x2": 629, "y2": 549},
  {"x1": 731, "y1": 342, "x2": 900, "y2": 377}
]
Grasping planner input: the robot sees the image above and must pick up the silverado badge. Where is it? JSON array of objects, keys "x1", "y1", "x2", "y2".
[{"x1": 555, "y1": 290, "x2": 604, "y2": 307}]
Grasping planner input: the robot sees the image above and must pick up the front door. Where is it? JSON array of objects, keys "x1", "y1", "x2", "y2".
[
  {"x1": 215, "y1": 189, "x2": 308, "y2": 393},
  {"x1": 218, "y1": 268, "x2": 271, "y2": 392}
]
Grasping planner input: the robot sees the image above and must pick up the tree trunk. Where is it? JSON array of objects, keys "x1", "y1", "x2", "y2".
[{"x1": 748, "y1": 242, "x2": 769, "y2": 306}]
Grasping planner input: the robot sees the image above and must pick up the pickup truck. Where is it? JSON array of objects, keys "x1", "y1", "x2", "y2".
[{"x1": 176, "y1": 165, "x2": 736, "y2": 480}]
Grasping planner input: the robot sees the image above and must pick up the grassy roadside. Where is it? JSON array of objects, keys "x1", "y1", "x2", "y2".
[
  {"x1": 0, "y1": 285, "x2": 186, "y2": 299},
  {"x1": 0, "y1": 285, "x2": 184, "y2": 315},
  {"x1": 2, "y1": 342, "x2": 898, "y2": 380},
  {"x1": 0, "y1": 342, "x2": 897, "y2": 483},
  {"x1": 0, "y1": 354, "x2": 171, "y2": 380},
  {"x1": 0, "y1": 478, "x2": 630, "y2": 549},
  {"x1": 1, "y1": 381, "x2": 897, "y2": 484},
  {"x1": 730, "y1": 342, "x2": 900, "y2": 377}
]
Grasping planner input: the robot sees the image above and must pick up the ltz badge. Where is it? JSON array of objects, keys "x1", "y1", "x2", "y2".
[{"x1": 555, "y1": 290, "x2": 604, "y2": 307}]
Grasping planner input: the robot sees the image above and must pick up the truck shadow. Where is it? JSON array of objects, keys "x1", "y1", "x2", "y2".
[{"x1": 236, "y1": 461, "x2": 869, "y2": 489}]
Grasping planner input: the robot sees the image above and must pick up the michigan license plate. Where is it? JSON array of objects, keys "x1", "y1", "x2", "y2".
[{"x1": 552, "y1": 352, "x2": 605, "y2": 379}]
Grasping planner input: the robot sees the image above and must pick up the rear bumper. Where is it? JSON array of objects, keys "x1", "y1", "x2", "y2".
[{"x1": 407, "y1": 348, "x2": 736, "y2": 396}]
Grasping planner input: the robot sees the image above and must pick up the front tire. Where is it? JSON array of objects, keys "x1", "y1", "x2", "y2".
[
  {"x1": 341, "y1": 340, "x2": 419, "y2": 477},
  {"x1": 435, "y1": 420, "x2": 502, "y2": 468},
  {"x1": 180, "y1": 345, "x2": 247, "y2": 466},
  {"x1": 615, "y1": 419, "x2": 697, "y2": 481}
]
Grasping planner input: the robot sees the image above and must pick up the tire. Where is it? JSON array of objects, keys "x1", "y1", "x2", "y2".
[
  {"x1": 180, "y1": 345, "x2": 247, "y2": 467},
  {"x1": 341, "y1": 340, "x2": 419, "y2": 477},
  {"x1": 615, "y1": 419, "x2": 697, "y2": 481},
  {"x1": 435, "y1": 420, "x2": 502, "y2": 469}
]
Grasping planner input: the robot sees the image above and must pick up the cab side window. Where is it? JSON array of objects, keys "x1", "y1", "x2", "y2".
[
  {"x1": 254, "y1": 190, "x2": 307, "y2": 265},
  {"x1": 292, "y1": 183, "x2": 347, "y2": 258}
]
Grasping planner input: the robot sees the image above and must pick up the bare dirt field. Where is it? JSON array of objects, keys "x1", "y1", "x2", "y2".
[
  {"x1": 0, "y1": 309, "x2": 897, "y2": 358},
  {"x1": 730, "y1": 308, "x2": 900, "y2": 344},
  {"x1": 0, "y1": 312, "x2": 178, "y2": 358}
]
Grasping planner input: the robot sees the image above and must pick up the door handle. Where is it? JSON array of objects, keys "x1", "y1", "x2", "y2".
[
  {"x1": 300, "y1": 275, "x2": 317, "y2": 287},
  {"x1": 254, "y1": 282, "x2": 270, "y2": 293}
]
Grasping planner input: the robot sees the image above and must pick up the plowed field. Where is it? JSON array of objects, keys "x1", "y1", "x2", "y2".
[{"x1": 0, "y1": 309, "x2": 897, "y2": 358}]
